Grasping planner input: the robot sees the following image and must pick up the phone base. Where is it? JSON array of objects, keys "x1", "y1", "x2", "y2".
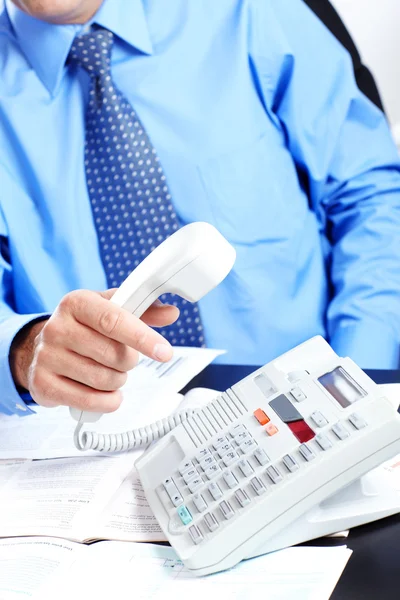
[{"x1": 246, "y1": 463, "x2": 399, "y2": 559}]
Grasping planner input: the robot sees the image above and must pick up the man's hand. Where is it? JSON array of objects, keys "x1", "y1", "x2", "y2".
[{"x1": 10, "y1": 289, "x2": 179, "y2": 413}]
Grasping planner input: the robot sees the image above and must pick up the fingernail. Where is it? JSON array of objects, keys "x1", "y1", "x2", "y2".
[
  {"x1": 154, "y1": 299, "x2": 175, "y2": 308},
  {"x1": 153, "y1": 343, "x2": 173, "y2": 361}
]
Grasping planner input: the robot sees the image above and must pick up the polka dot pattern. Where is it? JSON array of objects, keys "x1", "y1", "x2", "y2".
[{"x1": 69, "y1": 28, "x2": 205, "y2": 347}]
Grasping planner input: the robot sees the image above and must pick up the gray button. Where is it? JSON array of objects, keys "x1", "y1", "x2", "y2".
[
  {"x1": 332, "y1": 422, "x2": 350, "y2": 440},
  {"x1": 230, "y1": 424, "x2": 247, "y2": 437},
  {"x1": 183, "y1": 467, "x2": 199, "y2": 484},
  {"x1": 188, "y1": 477, "x2": 204, "y2": 493},
  {"x1": 200, "y1": 454, "x2": 216, "y2": 469},
  {"x1": 213, "y1": 436, "x2": 228, "y2": 450},
  {"x1": 204, "y1": 463, "x2": 221, "y2": 480},
  {"x1": 235, "y1": 488, "x2": 251, "y2": 507},
  {"x1": 217, "y1": 442, "x2": 234, "y2": 457},
  {"x1": 208, "y1": 482, "x2": 223, "y2": 501},
  {"x1": 269, "y1": 394, "x2": 302, "y2": 423},
  {"x1": 253, "y1": 447, "x2": 270, "y2": 466},
  {"x1": 298, "y1": 443, "x2": 315, "y2": 461},
  {"x1": 178, "y1": 459, "x2": 194, "y2": 476},
  {"x1": 189, "y1": 525, "x2": 203, "y2": 545},
  {"x1": 222, "y1": 451, "x2": 239, "y2": 467},
  {"x1": 239, "y1": 438, "x2": 258, "y2": 453},
  {"x1": 310, "y1": 411, "x2": 329, "y2": 428},
  {"x1": 195, "y1": 448, "x2": 211, "y2": 461},
  {"x1": 219, "y1": 500, "x2": 235, "y2": 520},
  {"x1": 238, "y1": 459, "x2": 254, "y2": 478},
  {"x1": 169, "y1": 493, "x2": 184, "y2": 508},
  {"x1": 204, "y1": 512, "x2": 219, "y2": 532},
  {"x1": 254, "y1": 373, "x2": 277, "y2": 397},
  {"x1": 266, "y1": 465, "x2": 283, "y2": 484},
  {"x1": 282, "y1": 454, "x2": 299, "y2": 473},
  {"x1": 193, "y1": 493, "x2": 207, "y2": 513},
  {"x1": 163, "y1": 478, "x2": 184, "y2": 507},
  {"x1": 233, "y1": 430, "x2": 250, "y2": 444},
  {"x1": 290, "y1": 387, "x2": 307, "y2": 402},
  {"x1": 349, "y1": 413, "x2": 367, "y2": 430},
  {"x1": 251, "y1": 476, "x2": 267, "y2": 495},
  {"x1": 315, "y1": 433, "x2": 333, "y2": 451},
  {"x1": 223, "y1": 470, "x2": 238, "y2": 489}
]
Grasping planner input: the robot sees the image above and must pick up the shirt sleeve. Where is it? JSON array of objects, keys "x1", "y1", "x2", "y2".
[
  {"x1": 0, "y1": 206, "x2": 48, "y2": 416},
  {"x1": 249, "y1": 0, "x2": 400, "y2": 368}
]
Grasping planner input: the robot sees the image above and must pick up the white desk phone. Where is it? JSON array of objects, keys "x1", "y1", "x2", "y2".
[{"x1": 71, "y1": 222, "x2": 400, "y2": 576}]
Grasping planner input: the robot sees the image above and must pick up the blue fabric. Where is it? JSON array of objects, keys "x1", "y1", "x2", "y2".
[
  {"x1": 0, "y1": 0, "x2": 400, "y2": 416},
  {"x1": 69, "y1": 27, "x2": 205, "y2": 346}
]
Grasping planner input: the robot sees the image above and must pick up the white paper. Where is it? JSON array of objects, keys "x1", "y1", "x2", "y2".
[
  {"x1": 68, "y1": 542, "x2": 353, "y2": 600},
  {"x1": 95, "y1": 470, "x2": 165, "y2": 541},
  {"x1": 380, "y1": 383, "x2": 400, "y2": 409},
  {"x1": 0, "y1": 537, "x2": 86, "y2": 600},
  {"x1": 0, "y1": 537, "x2": 352, "y2": 600},
  {"x1": 0, "y1": 454, "x2": 134, "y2": 541},
  {"x1": 381, "y1": 452, "x2": 400, "y2": 490},
  {"x1": 0, "y1": 347, "x2": 224, "y2": 460},
  {"x1": 123, "y1": 347, "x2": 225, "y2": 393}
]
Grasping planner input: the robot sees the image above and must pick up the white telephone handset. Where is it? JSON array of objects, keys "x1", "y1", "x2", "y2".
[{"x1": 70, "y1": 222, "x2": 236, "y2": 449}]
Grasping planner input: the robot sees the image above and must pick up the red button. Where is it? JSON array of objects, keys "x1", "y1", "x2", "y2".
[
  {"x1": 254, "y1": 408, "x2": 270, "y2": 426},
  {"x1": 264, "y1": 422, "x2": 278, "y2": 436},
  {"x1": 288, "y1": 420, "x2": 315, "y2": 443}
]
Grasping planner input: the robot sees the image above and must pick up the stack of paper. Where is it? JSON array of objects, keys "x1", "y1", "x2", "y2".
[{"x1": 0, "y1": 537, "x2": 352, "y2": 600}]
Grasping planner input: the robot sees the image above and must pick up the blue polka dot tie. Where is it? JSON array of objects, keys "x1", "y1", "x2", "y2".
[{"x1": 69, "y1": 28, "x2": 205, "y2": 347}]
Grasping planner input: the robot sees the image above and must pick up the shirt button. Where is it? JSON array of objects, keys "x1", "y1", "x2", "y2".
[{"x1": 15, "y1": 403, "x2": 27, "y2": 412}]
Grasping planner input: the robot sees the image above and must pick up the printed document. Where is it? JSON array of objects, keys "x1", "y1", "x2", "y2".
[
  {"x1": 0, "y1": 537, "x2": 352, "y2": 600},
  {"x1": 0, "y1": 448, "x2": 166, "y2": 542}
]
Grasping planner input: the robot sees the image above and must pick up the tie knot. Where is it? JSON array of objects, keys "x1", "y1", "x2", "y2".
[{"x1": 69, "y1": 28, "x2": 114, "y2": 77}]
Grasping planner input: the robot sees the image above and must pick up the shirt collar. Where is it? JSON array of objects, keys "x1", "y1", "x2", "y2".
[{"x1": 4, "y1": 0, "x2": 153, "y2": 96}]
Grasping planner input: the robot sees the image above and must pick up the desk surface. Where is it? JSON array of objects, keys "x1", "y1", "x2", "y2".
[{"x1": 183, "y1": 364, "x2": 400, "y2": 600}]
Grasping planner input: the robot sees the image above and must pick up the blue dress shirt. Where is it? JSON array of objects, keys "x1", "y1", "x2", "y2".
[{"x1": 0, "y1": 0, "x2": 400, "y2": 416}]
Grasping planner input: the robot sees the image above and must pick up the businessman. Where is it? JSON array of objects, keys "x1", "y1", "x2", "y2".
[{"x1": 1, "y1": 0, "x2": 400, "y2": 417}]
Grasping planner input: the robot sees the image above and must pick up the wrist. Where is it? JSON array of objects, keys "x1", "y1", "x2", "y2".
[{"x1": 9, "y1": 319, "x2": 48, "y2": 390}]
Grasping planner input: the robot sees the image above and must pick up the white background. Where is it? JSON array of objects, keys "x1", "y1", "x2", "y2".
[{"x1": 331, "y1": 0, "x2": 400, "y2": 144}]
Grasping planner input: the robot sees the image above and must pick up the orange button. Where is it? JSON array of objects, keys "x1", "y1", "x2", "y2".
[
  {"x1": 254, "y1": 409, "x2": 270, "y2": 426},
  {"x1": 265, "y1": 422, "x2": 279, "y2": 436}
]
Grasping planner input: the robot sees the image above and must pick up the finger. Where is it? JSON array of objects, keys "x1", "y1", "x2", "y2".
[
  {"x1": 38, "y1": 344, "x2": 128, "y2": 392},
  {"x1": 52, "y1": 319, "x2": 139, "y2": 372},
  {"x1": 33, "y1": 373, "x2": 123, "y2": 413},
  {"x1": 59, "y1": 291, "x2": 173, "y2": 361}
]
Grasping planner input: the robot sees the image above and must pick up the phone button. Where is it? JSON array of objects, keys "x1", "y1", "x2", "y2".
[
  {"x1": 177, "y1": 505, "x2": 193, "y2": 526},
  {"x1": 189, "y1": 525, "x2": 204, "y2": 545},
  {"x1": 219, "y1": 500, "x2": 235, "y2": 520}
]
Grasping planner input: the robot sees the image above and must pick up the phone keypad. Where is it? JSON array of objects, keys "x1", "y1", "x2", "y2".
[{"x1": 159, "y1": 402, "x2": 367, "y2": 547}]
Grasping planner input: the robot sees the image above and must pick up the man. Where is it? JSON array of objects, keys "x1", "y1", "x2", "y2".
[{"x1": 1, "y1": 0, "x2": 399, "y2": 417}]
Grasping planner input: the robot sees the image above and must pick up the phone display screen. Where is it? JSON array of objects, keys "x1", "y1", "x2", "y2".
[{"x1": 318, "y1": 367, "x2": 366, "y2": 408}]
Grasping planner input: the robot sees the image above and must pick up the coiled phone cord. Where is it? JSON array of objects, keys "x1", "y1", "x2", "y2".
[{"x1": 73, "y1": 408, "x2": 197, "y2": 452}]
